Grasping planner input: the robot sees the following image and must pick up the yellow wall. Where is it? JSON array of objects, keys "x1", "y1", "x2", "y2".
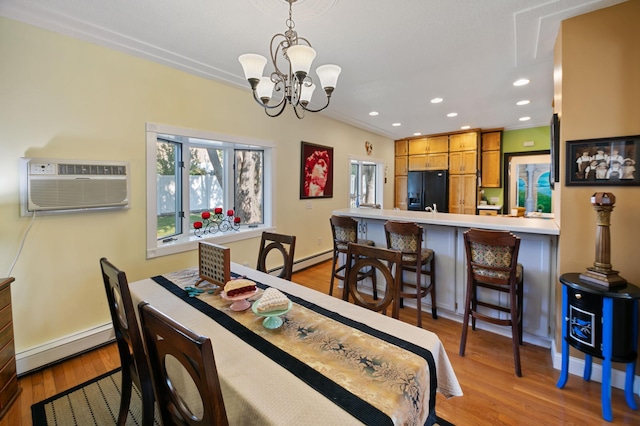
[
  {"x1": 0, "y1": 18, "x2": 393, "y2": 353},
  {"x1": 555, "y1": 1, "x2": 640, "y2": 362}
]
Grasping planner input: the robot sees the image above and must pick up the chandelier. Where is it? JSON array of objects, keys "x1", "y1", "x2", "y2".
[{"x1": 238, "y1": 0, "x2": 341, "y2": 119}]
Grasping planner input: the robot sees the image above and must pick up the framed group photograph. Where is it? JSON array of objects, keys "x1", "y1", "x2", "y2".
[
  {"x1": 566, "y1": 135, "x2": 640, "y2": 186},
  {"x1": 300, "y1": 141, "x2": 333, "y2": 199}
]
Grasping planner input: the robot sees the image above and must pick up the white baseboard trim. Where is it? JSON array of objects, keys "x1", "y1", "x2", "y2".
[
  {"x1": 550, "y1": 339, "x2": 640, "y2": 395},
  {"x1": 293, "y1": 250, "x2": 332, "y2": 272},
  {"x1": 16, "y1": 323, "x2": 115, "y2": 376}
]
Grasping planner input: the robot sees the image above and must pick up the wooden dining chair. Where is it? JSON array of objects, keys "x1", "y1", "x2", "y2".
[
  {"x1": 384, "y1": 221, "x2": 437, "y2": 327},
  {"x1": 99, "y1": 258, "x2": 155, "y2": 426},
  {"x1": 256, "y1": 231, "x2": 296, "y2": 280},
  {"x1": 343, "y1": 243, "x2": 402, "y2": 319},
  {"x1": 329, "y1": 215, "x2": 376, "y2": 297},
  {"x1": 459, "y1": 228, "x2": 524, "y2": 376},
  {"x1": 138, "y1": 302, "x2": 229, "y2": 426}
]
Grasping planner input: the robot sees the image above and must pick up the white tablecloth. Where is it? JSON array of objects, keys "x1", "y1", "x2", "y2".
[{"x1": 129, "y1": 262, "x2": 462, "y2": 425}]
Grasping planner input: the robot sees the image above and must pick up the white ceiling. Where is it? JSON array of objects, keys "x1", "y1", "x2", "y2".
[{"x1": 0, "y1": 0, "x2": 627, "y2": 140}]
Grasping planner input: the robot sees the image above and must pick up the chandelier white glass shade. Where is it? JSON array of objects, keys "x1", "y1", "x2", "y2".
[{"x1": 238, "y1": 0, "x2": 341, "y2": 118}]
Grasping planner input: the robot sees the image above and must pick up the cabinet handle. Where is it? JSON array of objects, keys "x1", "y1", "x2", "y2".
[{"x1": 575, "y1": 293, "x2": 582, "y2": 300}]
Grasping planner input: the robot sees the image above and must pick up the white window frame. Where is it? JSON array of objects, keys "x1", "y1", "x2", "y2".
[
  {"x1": 146, "y1": 122, "x2": 276, "y2": 259},
  {"x1": 348, "y1": 155, "x2": 385, "y2": 208}
]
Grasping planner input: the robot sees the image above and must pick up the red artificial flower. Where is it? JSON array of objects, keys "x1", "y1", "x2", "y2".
[
  {"x1": 234, "y1": 216, "x2": 241, "y2": 224},
  {"x1": 227, "y1": 209, "x2": 234, "y2": 216},
  {"x1": 201, "y1": 211, "x2": 211, "y2": 219},
  {"x1": 194, "y1": 221, "x2": 203, "y2": 229},
  {"x1": 214, "y1": 207, "x2": 223, "y2": 214}
]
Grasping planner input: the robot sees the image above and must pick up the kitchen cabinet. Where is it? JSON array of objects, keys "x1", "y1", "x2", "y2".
[
  {"x1": 395, "y1": 139, "x2": 409, "y2": 156},
  {"x1": 408, "y1": 153, "x2": 449, "y2": 171},
  {"x1": 481, "y1": 131, "x2": 502, "y2": 188},
  {"x1": 449, "y1": 174, "x2": 477, "y2": 215},
  {"x1": 395, "y1": 155, "x2": 408, "y2": 176},
  {"x1": 408, "y1": 136, "x2": 449, "y2": 171},
  {"x1": 449, "y1": 132, "x2": 478, "y2": 152},
  {"x1": 395, "y1": 175, "x2": 408, "y2": 210},
  {"x1": 395, "y1": 140, "x2": 409, "y2": 209},
  {"x1": 408, "y1": 136, "x2": 448, "y2": 155},
  {"x1": 449, "y1": 150, "x2": 477, "y2": 174}
]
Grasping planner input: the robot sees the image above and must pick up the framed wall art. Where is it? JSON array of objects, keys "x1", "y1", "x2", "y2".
[
  {"x1": 503, "y1": 150, "x2": 553, "y2": 216},
  {"x1": 566, "y1": 135, "x2": 640, "y2": 186},
  {"x1": 300, "y1": 141, "x2": 334, "y2": 199}
]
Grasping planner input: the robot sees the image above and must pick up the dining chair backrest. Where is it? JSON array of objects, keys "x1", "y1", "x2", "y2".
[
  {"x1": 464, "y1": 228, "x2": 521, "y2": 287},
  {"x1": 99, "y1": 257, "x2": 155, "y2": 426},
  {"x1": 138, "y1": 302, "x2": 229, "y2": 426},
  {"x1": 257, "y1": 231, "x2": 297, "y2": 280},
  {"x1": 344, "y1": 243, "x2": 402, "y2": 318}
]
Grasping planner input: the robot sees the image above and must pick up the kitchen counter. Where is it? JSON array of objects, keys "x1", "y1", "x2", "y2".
[
  {"x1": 332, "y1": 208, "x2": 559, "y2": 347},
  {"x1": 332, "y1": 208, "x2": 559, "y2": 235}
]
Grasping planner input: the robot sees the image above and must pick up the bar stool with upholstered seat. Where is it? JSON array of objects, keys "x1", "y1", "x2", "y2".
[
  {"x1": 459, "y1": 228, "x2": 524, "y2": 376},
  {"x1": 384, "y1": 220, "x2": 437, "y2": 328},
  {"x1": 329, "y1": 215, "x2": 376, "y2": 297}
]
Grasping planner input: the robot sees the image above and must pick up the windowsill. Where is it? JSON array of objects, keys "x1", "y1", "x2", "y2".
[{"x1": 146, "y1": 225, "x2": 273, "y2": 259}]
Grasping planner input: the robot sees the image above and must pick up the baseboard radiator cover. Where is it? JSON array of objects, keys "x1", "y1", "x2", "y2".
[{"x1": 16, "y1": 323, "x2": 115, "y2": 376}]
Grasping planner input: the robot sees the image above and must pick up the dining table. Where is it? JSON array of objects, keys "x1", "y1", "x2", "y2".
[{"x1": 129, "y1": 262, "x2": 463, "y2": 426}]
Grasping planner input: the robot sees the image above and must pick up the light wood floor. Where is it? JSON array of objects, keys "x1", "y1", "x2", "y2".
[{"x1": 5, "y1": 260, "x2": 639, "y2": 425}]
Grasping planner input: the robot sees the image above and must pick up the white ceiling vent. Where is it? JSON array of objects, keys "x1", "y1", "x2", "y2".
[{"x1": 20, "y1": 158, "x2": 130, "y2": 216}]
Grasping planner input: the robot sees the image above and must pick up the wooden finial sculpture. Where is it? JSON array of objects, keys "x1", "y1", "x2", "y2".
[{"x1": 580, "y1": 192, "x2": 626, "y2": 288}]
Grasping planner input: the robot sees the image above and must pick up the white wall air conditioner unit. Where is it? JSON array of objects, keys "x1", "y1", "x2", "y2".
[{"x1": 20, "y1": 158, "x2": 130, "y2": 216}]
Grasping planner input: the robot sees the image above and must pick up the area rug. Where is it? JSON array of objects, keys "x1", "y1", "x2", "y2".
[
  {"x1": 31, "y1": 367, "x2": 454, "y2": 426},
  {"x1": 31, "y1": 368, "x2": 160, "y2": 426}
]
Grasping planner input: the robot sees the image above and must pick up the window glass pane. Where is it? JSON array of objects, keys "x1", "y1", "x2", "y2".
[
  {"x1": 235, "y1": 150, "x2": 263, "y2": 224},
  {"x1": 189, "y1": 146, "x2": 224, "y2": 227},
  {"x1": 361, "y1": 164, "x2": 377, "y2": 205},
  {"x1": 156, "y1": 139, "x2": 181, "y2": 239},
  {"x1": 350, "y1": 162, "x2": 358, "y2": 207}
]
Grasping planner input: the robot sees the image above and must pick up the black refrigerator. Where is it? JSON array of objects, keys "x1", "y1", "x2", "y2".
[{"x1": 407, "y1": 170, "x2": 449, "y2": 212}]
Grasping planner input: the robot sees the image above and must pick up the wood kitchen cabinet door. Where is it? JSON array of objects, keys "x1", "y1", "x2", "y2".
[
  {"x1": 395, "y1": 155, "x2": 408, "y2": 176},
  {"x1": 395, "y1": 175, "x2": 408, "y2": 210},
  {"x1": 449, "y1": 132, "x2": 478, "y2": 152},
  {"x1": 481, "y1": 150, "x2": 501, "y2": 187},
  {"x1": 481, "y1": 131, "x2": 502, "y2": 188},
  {"x1": 448, "y1": 174, "x2": 477, "y2": 214},
  {"x1": 449, "y1": 151, "x2": 477, "y2": 174}
]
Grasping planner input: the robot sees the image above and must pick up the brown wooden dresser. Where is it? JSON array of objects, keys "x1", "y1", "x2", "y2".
[{"x1": 0, "y1": 278, "x2": 20, "y2": 419}]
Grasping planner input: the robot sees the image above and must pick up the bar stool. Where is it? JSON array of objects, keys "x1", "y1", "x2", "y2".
[
  {"x1": 329, "y1": 215, "x2": 376, "y2": 297},
  {"x1": 459, "y1": 228, "x2": 524, "y2": 376},
  {"x1": 384, "y1": 221, "x2": 437, "y2": 328}
]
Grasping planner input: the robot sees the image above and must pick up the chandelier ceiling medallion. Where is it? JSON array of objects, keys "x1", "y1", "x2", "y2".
[{"x1": 238, "y1": 0, "x2": 341, "y2": 119}]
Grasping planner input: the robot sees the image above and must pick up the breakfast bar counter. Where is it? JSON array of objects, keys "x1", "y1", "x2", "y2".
[{"x1": 332, "y1": 208, "x2": 560, "y2": 346}]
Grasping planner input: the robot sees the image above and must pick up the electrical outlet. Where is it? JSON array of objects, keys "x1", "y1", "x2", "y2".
[
  {"x1": 317, "y1": 237, "x2": 322, "y2": 245},
  {"x1": 306, "y1": 201, "x2": 312, "y2": 209},
  {"x1": 490, "y1": 197, "x2": 499, "y2": 203},
  {"x1": 523, "y1": 141, "x2": 535, "y2": 147}
]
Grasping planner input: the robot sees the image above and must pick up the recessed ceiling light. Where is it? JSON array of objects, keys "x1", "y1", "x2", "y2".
[
  {"x1": 430, "y1": 98, "x2": 443, "y2": 104},
  {"x1": 413, "y1": 132, "x2": 422, "y2": 136},
  {"x1": 513, "y1": 79, "x2": 530, "y2": 86},
  {"x1": 461, "y1": 125, "x2": 471, "y2": 130},
  {"x1": 369, "y1": 111, "x2": 379, "y2": 116},
  {"x1": 447, "y1": 112, "x2": 458, "y2": 117},
  {"x1": 519, "y1": 116, "x2": 531, "y2": 121},
  {"x1": 392, "y1": 122, "x2": 402, "y2": 127},
  {"x1": 516, "y1": 100, "x2": 530, "y2": 106}
]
